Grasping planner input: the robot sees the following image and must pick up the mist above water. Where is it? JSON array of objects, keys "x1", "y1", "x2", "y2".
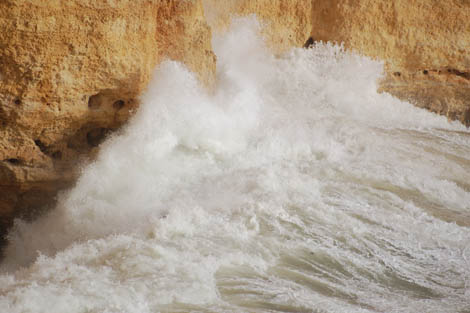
[{"x1": 1, "y1": 19, "x2": 470, "y2": 313}]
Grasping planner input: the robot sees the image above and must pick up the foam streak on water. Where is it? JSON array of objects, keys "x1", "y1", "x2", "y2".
[{"x1": 1, "y1": 19, "x2": 470, "y2": 313}]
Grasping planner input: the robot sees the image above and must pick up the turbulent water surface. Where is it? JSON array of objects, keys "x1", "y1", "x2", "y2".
[{"x1": 1, "y1": 20, "x2": 470, "y2": 313}]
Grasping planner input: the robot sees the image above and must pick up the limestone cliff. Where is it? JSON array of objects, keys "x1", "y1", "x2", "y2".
[
  {"x1": 0, "y1": 0, "x2": 215, "y2": 243},
  {"x1": 203, "y1": 0, "x2": 313, "y2": 54},
  {"x1": 309, "y1": 0, "x2": 470, "y2": 125},
  {"x1": 205, "y1": 0, "x2": 470, "y2": 125}
]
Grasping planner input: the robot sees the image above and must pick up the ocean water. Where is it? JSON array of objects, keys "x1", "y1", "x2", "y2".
[{"x1": 1, "y1": 19, "x2": 470, "y2": 313}]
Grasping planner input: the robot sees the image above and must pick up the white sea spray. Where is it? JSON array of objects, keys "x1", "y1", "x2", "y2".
[{"x1": 1, "y1": 18, "x2": 469, "y2": 313}]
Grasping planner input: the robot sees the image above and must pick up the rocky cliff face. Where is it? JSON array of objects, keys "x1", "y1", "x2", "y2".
[
  {"x1": 204, "y1": 0, "x2": 313, "y2": 54},
  {"x1": 206, "y1": 0, "x2": 470, "y2": 125},
  {"x1": 309, "y1": 0, "x2": 470, "y2": 125},
  {"x1": 0, "y1": 0, "x2": 215, "y2": 243}
]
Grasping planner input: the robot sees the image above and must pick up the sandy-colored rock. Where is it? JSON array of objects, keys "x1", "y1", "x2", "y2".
[
  {"x1": 203, "y1": 0, "x2": 313, "y2": 54},
  {"x1": 309, "y1": 0, "x2": 470, "y2": 125},
  {"x1": 206, "y1": 0, "x2": 470, "y2": 125},
  {"x1": 0, "y1": 0, "x2": 215, "y2": 243}
]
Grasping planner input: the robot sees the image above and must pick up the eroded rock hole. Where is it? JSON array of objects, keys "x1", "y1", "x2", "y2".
[
  {"x1": 14, "y1": 98, "x2": 21, "y2": 105},
  {"x1": 393, "y1": 72, "x2": 401, "y2": 77},
  {"x1": 423, "y1": 70, "x2": 429, "y2": 75},
  {"x1": 34, "y1": 139, "x2": 48, "y2": 153},
  {"x1": 5, "y1": 158, "x2": 21, "y2": 165},
  {"x1": 87, "y1": 128, "x2": 109, "y2": 147},
  {"x1": 88, "y1": 94, "x2": 101, "y2": 110},
  {"x1": 113, "y1": 99, "x2": 125, "y2": 110},
  {"x1": 303, "y1": 37, "x2": 315, "y2": 48},
  {"x1": 447, "y1": 68, "x2": 470, "y2": 80}
]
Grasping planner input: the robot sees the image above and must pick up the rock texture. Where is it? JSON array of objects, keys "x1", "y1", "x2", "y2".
[
  {"x1": 203, "y1": 0, "x2": 313, "y2": 54},
  {"x1": 309, "y1": 0, "x2": 470, "y2": 125},
  {"x1": 0, "y1": 0, "x2": 215, "y2": 244},
  {"x1": 206, "y1": 0, "x2": 470, "y2": 125}
]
